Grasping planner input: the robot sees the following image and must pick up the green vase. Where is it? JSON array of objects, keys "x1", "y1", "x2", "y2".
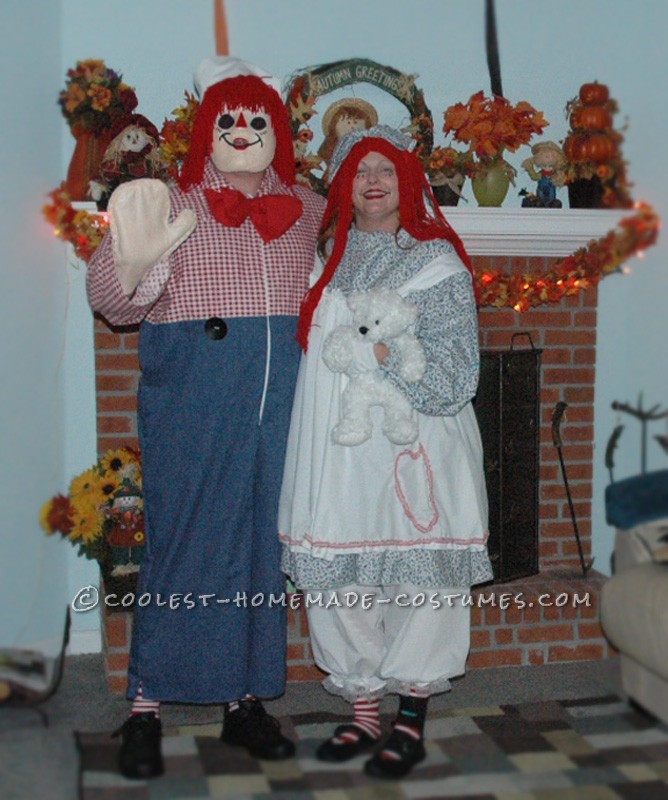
[{"x1": 472, "y1": 160, "x2": 511, "y2": 207}]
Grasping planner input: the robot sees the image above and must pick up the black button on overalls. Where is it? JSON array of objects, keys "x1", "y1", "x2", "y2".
[{"x1": 204, "y1": 317, "x2": 227, "y2": 340}]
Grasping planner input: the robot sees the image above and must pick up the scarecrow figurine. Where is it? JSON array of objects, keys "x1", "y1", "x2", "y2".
[
  {"x1": 521, "y1": 140, "x2": 567, "y2": 208},
  {"x1": 103, "y1": 482, "x2": 145, "y2": 575},
  {"x1": 89, "y1": 113, "x2": 170, "y2": 210}
]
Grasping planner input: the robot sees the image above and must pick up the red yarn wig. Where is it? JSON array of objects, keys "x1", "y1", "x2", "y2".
[
  {"x1": 179, "y1": 75, "x2": 296, "y2": 191},
  {"x1": 296, "y1": 136, "x2": 475, "y2": 351}
]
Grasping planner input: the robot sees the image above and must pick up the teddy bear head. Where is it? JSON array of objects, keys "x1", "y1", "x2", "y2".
[{"x1": 346, "y1": 287, "x2": 418, "y2": 343}]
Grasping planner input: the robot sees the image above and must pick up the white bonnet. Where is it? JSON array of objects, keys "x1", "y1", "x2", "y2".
[{"x1": 328, "y1": 124, "x2": 416, "y2": 181}]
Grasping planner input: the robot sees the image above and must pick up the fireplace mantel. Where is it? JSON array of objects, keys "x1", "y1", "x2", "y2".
[
  {"x1": 444, "y1": 207, "x2": 634, "y2": 257},
  {"x1": 75, "y1": 201, "x2": 632, "y2": 259}
]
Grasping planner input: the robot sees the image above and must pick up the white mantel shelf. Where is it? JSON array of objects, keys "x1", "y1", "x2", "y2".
[
  {"x1": 75, "y1": 200, "x2": 632, "y2": 259},
  {"x1": 442, "y1": 207, "x2": 634, "y2": 257}
]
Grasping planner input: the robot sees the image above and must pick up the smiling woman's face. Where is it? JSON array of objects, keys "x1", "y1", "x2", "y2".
[
  {"x1": 351, "y1": 151, "x2": 400, "y2": 232},
  {"x1": 211, "y1": 106, "x2": 276, "y2": 174}
]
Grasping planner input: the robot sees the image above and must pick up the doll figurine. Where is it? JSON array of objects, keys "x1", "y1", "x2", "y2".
[
  {"x1": 318, "y1": 97, "x2": 378, "y2": 182},
  {"x1": 89, "y1": 113, "x2": 170, "y2": 210},
  {"x1": 521, "y1": 140, "x2": 567, "y2": 208}
]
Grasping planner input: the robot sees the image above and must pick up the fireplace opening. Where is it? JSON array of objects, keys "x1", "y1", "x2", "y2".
[{"x1": 474, "y1": 333, "x2": 542, "y2": 583}]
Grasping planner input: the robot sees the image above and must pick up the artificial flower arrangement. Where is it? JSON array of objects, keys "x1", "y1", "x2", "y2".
[
  {"x1": 59, "y1": 59, "x2": 138, "y2": 135},
  {"x1": 40, "y1": 447, "x2": 145, "y2": 577},
  {"x1": 422, "y1": 144, "x2": 477, "y2": 205},
  {"x1": 423, "y1": 145, "x2": 476, "y2": 185},
  {"x1": 442, "y1": 90, "x2": 548, "y2": 184},
  {"x1": 159, "y1": 91, "x2": 200, "y2": 180}
]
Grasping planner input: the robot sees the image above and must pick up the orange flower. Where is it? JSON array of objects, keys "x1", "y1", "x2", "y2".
[
  {"x1": 88, "y1": 84, "x2": 112, "y2": 112},
  {"x1": 64, "y1": 84, "x2": 87, "y2": 114}
]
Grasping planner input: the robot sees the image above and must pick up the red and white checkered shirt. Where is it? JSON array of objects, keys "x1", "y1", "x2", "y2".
[{"x1": 86, "y1": 162, "x2": 325, "y2": 325}]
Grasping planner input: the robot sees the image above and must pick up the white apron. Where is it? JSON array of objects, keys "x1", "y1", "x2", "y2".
[{"x1": 278, "y1": 255, "x2": 489, "y2": 561}]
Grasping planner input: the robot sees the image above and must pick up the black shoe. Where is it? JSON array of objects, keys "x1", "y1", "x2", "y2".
[
  {"x1": 316, "y1": 724, "x2": 378, "y2": 762},
  {"x1": 113, "y1": 712, "x2": 164, "y2": 779},
  {"x1": 220, "y1": 699, "x2": 295, "y2": 760},
  {"x1": 364, "y1": 729, "x2": 426, "y2": 779}
]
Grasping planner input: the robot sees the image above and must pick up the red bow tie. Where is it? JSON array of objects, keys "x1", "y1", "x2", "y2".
[{"x1": 204, "y1": 187, "x2": 303, "y2": 242}]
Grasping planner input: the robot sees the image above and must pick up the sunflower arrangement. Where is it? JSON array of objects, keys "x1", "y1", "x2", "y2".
[
  {"x1": 59, "y1": 59, "x2": 138, "y2": 135},
  {"x1": 40, "y1": 447, "x2": 145, "y2": 575}
]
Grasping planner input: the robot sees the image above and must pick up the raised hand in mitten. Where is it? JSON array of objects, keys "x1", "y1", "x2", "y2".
[{"x1": 109, "y1": 178, "x2": 197, "y2": 295}]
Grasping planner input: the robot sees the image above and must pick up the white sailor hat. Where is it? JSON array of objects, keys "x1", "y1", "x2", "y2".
[{"x1": 194, "y1": 56, "x2": 281, "y2": 99}]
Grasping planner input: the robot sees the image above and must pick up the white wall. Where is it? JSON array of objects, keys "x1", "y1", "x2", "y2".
[
  {"x1": 0, "y1": 0, "x2": 71, "y2": 655},
  {"x1": 1, "y1": 0, "x2": 665, "y2": 652}
]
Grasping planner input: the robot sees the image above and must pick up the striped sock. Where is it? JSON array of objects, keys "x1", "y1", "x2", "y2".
[
  {"x1": 130, "y1": 685, "x2": 160, "y2": 718},
  {"x1": 380, "y1": 694, "x2": 428, "y2": 761},
  {"x1": 333, "y1": 697, "x2": 381, "y2": 744},
  {"x1": 227, "y1": 694, "x2": 256, "y2": 714}
]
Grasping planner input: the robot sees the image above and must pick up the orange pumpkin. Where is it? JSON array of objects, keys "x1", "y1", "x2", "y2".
[
  {"x1": 570, "y1": 105, "x2": 612, "y2": 132},
  {"x1": 579, "y1": 133, "x2": 618, "y2": 163},
  {"x1": 579, "y1": 82, "x2": 610, "y2": 106},
  {"x1": 563, "y1": 133, "x2": 590, "y2": 162}
]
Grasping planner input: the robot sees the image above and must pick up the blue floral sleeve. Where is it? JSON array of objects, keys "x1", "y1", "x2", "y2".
[{"x1": 381, "y1": 270, "x2": 480, "y2": 416}]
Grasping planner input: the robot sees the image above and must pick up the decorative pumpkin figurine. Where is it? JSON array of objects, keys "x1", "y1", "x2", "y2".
[
  {"x1": 562, "y1": 81, "x2": 632, "y2": 209},
  {"x1": 89, "y1": 113, "x2": 171, "y2": 210},
  {"x1": 521, "y1": 141, "x2": 567, "y2": 207}
]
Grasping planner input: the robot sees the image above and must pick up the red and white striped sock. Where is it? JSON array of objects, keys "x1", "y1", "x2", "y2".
[
  {"x1": 380, "y1": 693, "x2": 428, "y2": 761},
  {"x1": 228, "y1": 694, "x2": 256, "y2": 713},
  {"x1": 333, "y1": 697, "x2": 381, "y2": 744},
  {"x1": 130, "y1": 685, "x2": 160, "y2": 718}
]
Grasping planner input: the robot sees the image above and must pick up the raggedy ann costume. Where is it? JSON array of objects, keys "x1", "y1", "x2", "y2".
[
  {"x1": 86, "y1": 57, "x2": 324, "y2": 778},
  {"x1": 278, "y1": 126, "x2": 493, "y2": 779}
]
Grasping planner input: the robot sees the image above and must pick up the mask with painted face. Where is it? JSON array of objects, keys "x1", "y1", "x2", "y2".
[{"x1": 211, "y1": 106, "x2": 277, "y2": 174}]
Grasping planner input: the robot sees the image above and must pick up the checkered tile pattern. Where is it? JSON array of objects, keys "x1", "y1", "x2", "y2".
[{"x1": 78, "y1": 695, "x2": 668, "y2": 798}]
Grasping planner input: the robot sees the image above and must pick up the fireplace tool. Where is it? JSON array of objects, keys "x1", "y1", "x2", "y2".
[{"x1": 551, "y1": 401, "x2": 594, "y2": 576}]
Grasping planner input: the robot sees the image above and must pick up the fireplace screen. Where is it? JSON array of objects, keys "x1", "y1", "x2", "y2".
[{"x1": 473, "y1": 334, "x2": 542, "y2": 583}]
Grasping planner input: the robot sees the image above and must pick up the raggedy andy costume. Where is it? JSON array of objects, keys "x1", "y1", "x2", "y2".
[{"x1": 86, "y1": 56, "x2": 325, "y2": 779}]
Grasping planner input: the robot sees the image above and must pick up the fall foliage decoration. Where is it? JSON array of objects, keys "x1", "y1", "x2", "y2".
[
  {"x1": 44, "y1": 70, "x2": 659, "y2": 311},
  {"x1": 43, "y1": 184, "x2": 109, "y2": 263},
  {"x1": 474, "y1": 203, "x2": 659, "y2": 310},
  {"x1": 443, "y1": 91, "x2": 548, "y2": 175}
]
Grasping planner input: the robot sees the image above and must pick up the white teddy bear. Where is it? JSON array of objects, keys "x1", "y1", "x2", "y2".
[{"x1": 322, "y1": 287, "x2": 427, "y2": 446}]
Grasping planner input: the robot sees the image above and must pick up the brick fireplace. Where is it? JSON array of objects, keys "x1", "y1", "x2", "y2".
[{"x1": 92, "y1": 208, "x2": 622, "y2": 692}]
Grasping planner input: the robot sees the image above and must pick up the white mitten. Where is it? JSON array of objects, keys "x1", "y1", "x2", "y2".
[{"x1": 109, "y1": 179, "x2": 197, "y2": 295}]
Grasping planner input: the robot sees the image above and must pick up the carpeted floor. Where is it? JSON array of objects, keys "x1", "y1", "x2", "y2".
[{"x1": 77, "y1": 694, "x2": 668, "y2": 799}]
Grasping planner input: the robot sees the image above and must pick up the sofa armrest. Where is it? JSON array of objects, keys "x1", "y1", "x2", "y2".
[{"x1": 613, "y1": 518, "x2": 668, "y2": 573}]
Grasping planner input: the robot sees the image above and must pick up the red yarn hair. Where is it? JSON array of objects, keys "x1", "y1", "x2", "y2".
[
  {"x1": 296, "y1": 137, "x2": 475, "y2": 351},
  {"x1": 179, "y1": 75, "x2": 296, "y2": 191}
]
